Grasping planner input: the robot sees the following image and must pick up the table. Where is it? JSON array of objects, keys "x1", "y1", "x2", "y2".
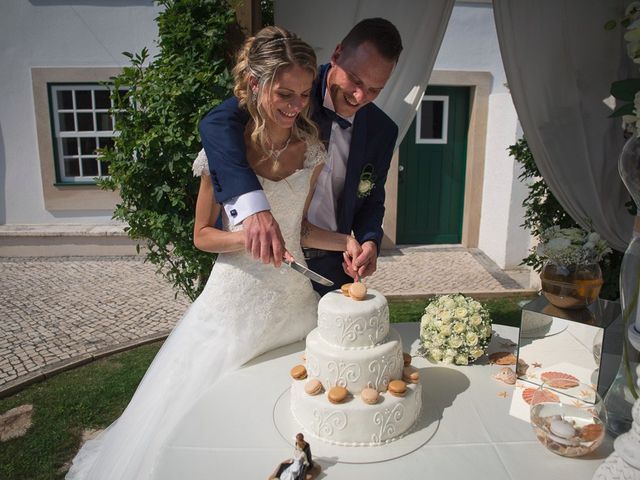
[{"x1": 157, "y1": 324, "x2": 612, "y2": 479}]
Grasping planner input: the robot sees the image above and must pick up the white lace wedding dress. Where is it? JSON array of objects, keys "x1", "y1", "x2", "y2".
[{"x1": 66, "y1": 141, "x2": 326, "y2": 480}]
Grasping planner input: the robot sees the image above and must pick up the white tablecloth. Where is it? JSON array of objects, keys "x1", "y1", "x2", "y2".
[{"x1": 157, "y1": 324, "x2": 611, "y2": 479}]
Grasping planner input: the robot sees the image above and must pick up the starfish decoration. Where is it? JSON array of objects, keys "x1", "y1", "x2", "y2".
[
  {"x1": 532, "y1": 362, "x2": 542, "y2": 368},
  {"x1": 497, "y1": 391, "x2": 509, "y2": 398}
]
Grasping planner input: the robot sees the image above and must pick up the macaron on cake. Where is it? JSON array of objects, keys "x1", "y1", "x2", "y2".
[
  {"x1": 328, "y1": 386, "x2": 349, "y2": 404},
  {"x1": 304, "y1": 379, "x2": 323, "y2": 396},
  {"x1": 387, "y1": 379, "x2": 407, "y2": 397},
  {"x1": 290, "y1": 364, "x2": 307, "y2": 380},
  {"x1": 360, "y1": 387, "x2": 379, "y2": 405},
  {"x1": 348, "y1": 282, "x2": 367, "y2": 301},
  {"x1": 403, "y1": 366, "x2": 420, "y2": 384}
]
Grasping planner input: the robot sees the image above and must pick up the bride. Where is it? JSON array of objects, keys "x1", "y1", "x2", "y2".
[{"x1": 67, "y1": 26, "x2": 361, "y2": 479}]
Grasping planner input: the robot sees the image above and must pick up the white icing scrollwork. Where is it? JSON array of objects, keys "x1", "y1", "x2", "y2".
[
  {"x1": 327, "y1": 361, "x2": 361, "y2": 387},
  {"x1": 312, "y1": 409, "x2": 348, "y2": 437},
  {"x1": 372, "y1": 404, "x2": 406, "y2": 443},
  {"x1": 368, "y1": 349, "x2": 401, "y2": 390},
  {"x1": 367, "y1": 304, "x2": 389, "y2": 344},
  {"x1": 335, "y1": 315, "x2": 367, "y2": 344},
  {"x1": 414, "y1": 387, "x2": 422, "y2": 423}
]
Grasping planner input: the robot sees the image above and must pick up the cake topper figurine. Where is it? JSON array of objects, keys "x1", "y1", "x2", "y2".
[{"x1": 269, "y1": 433, "x2": 320, "y2": 480}]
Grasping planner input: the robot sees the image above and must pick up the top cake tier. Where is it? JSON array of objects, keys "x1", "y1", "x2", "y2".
[{"x1": 317, "y1": 289, "x2": 389, "y2": 348}]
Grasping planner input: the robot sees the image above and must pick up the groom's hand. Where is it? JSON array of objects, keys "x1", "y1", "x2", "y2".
[
  {"x1": 353, "y1": 241, "x2": 378, "y2": 278},
  {"x1": 242, "y1": 210, "x2": 285, "y2": 267}
]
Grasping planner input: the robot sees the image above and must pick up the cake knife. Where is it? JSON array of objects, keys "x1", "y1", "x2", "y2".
[{"x1": 283, "y1": 259, "x2": 334, "y2": 287}]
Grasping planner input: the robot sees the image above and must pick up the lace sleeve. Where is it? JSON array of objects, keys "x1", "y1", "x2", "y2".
[
  {"x1": 192, "y1": 149, "x2": 210, "y2": 177},
  {"x1": 303, "y1": 140, "x2": 327, "y2": 169}
]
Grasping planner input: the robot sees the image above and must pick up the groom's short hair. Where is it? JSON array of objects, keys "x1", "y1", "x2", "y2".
[{"x1": 341, "y1": 18, "x2": 403, "y2": 63}]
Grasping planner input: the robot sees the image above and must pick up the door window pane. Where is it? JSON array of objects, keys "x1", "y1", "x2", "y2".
[{"x1": 416, "y1": 95, "x2": 449, "y2": 144}]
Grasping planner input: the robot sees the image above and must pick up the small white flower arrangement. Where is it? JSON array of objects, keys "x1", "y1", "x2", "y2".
[
  {"x1": 419, "y1": 294, "x2": 493, "y2": 365},
  {"x1": 357, "y1": 164, "x2": 376, "y2": 199},
  {"x1": 536, "y1": 226, "x2": 611, "y2": 268}
]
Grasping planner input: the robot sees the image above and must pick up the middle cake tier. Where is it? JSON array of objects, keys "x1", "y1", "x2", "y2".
[{"x1": 305, "y1": 327, "x2": 404, "y2": 394}]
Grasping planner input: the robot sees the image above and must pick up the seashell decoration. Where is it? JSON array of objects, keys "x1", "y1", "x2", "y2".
[
  {"x1": 493, "y1": 367, "x2": 517, "y2": 385},
  {"x1": 489, "y1": 351, "x2": 517, "y2": 365},
  {"x1": 540, "y1": 371, "x2": 580, "y2": 389},
  {"x1": 516, "y1": 358, "x2": 529, "y2": 376},
  {"x1": 522, "y1": 387, "x2": 560, "y2": 405}
]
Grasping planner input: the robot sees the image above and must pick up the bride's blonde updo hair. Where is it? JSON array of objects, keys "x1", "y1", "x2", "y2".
[{"x1": 233, "y1": 26, "x2": 319, "y2": 155}]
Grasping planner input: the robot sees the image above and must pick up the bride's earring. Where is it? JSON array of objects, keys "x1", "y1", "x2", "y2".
[{"x1": 251, "y1": 87, "x2": 258, "y2": 104}]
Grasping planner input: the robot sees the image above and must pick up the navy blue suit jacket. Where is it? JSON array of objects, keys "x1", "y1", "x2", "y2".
[{"x1": 198, "y1": 64, "x2": 398, "y2": 290}]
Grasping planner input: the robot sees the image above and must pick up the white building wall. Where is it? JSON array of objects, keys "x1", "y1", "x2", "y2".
[
  {"x1": 0, "y1": 0, "x2": 160, "y2": 225},
  {"x1": 433, "y1": 2, "x2": 529, "y2": 269}
]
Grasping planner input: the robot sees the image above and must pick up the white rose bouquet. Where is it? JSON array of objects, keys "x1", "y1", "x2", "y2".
[
  {"x1": 536, "y1": 226, "x2": 610, "y2": 268},
  {"x1": 419, "y1": 294, "x2": 493, "y2": 365}
]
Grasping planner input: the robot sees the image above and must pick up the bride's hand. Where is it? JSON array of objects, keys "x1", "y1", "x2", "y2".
[{"x1": 283, "y1": 250, "x2": 295, "y2": 264}]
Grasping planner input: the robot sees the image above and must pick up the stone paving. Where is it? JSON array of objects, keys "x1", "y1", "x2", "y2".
[
  {"x1": 0, "y1": 257, "x2": 190, "y2": 396},
  {"x1": 0, "y1": 249, "x2": 533, "y2": 396},
  {"x1": 368, "y1": 245, "x2": 531, "y2": 298}
]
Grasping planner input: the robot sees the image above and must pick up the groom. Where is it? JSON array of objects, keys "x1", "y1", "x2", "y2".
[{"x1": 199, "y1": 18, "x2": 402, "y2": 294}]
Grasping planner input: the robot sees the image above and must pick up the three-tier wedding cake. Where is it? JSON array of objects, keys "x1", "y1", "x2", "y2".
[{"x1": 290, "y1": 288, "x2": 422, "y2": 446}]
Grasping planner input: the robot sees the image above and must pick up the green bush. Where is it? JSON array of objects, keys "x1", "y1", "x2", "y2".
[
  {"x1": 510, "y1": 137, "x2": 623, "y2": 300},
  {"x1": 98, "y1": 0, "x2": 244, "y2": 301}
]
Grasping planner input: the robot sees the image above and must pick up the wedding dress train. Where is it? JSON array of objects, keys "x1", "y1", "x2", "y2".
[{"x1": 66, "y1": 142, "x2": 325, "y2": 479}]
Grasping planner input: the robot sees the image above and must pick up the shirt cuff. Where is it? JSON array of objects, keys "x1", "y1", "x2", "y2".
[{"x1": 223, "y1": 190, "x2": 271, "y2": 226}]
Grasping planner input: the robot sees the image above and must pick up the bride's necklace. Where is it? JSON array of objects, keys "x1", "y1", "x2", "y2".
[{"x1": 267, "y1": 131, "x2": 292, "y2": 164}]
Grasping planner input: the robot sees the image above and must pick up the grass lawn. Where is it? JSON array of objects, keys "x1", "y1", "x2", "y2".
[{"x1": 0, "y1": 296, "x2": 532, "y2": 479}]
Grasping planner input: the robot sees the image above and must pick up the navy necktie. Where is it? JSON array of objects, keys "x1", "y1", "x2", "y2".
[{"x1": 323, "y1": 107, "x2": 352, "y2": 129}]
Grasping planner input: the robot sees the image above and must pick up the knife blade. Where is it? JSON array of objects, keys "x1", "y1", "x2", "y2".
[{"x1": 283, "y1": 259, "x2": 334, "y2": 287}]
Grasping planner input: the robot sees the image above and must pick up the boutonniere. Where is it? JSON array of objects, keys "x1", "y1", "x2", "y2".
[{"x1": 357, "y1": 164, "x2": 376, "y2": 199}]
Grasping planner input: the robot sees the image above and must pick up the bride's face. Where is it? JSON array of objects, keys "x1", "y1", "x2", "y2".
[{"x1": 260, "y1": 64, "x2": 314, "y2": 131}]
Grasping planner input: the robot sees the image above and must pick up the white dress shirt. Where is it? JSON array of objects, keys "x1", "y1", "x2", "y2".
[{"x1": 307, "y1": 90, "x2": 353, "y2": 232}]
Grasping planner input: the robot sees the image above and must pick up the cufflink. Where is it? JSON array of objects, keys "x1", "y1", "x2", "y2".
[{"x1": 230, "y1": 209, "x2": 237, "y2": 217}]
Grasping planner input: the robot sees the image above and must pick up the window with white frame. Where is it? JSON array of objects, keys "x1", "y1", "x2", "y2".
[
  {"x1": 416, "y1": 95, "x2": 449, "y2": 145},
  {"x1": 49, "y1": 84, "x2": 122, "y2": 183}
]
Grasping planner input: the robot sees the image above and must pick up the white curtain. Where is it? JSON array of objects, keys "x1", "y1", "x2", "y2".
[
  {"x1": 493, "y1": 0, "x2": 633, "y2": 252},
  {"x1": 275, "y1": 0, "x2": 455, "y2": 146}
]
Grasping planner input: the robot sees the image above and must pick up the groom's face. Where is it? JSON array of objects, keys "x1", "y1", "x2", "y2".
[{"x1": 327, "y1": 41, "x2": 395, "y2": 118}]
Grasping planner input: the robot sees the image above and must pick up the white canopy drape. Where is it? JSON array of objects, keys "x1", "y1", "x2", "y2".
[
  {"x1": 493, "y1": 0, "x2": 633, "y2": 252},
  {"x1": 275, "y1": 0, "x2": 455, "y2": 145}
]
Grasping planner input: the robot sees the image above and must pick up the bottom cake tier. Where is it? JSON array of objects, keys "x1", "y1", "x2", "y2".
[{"x1": 290, "y1": 379, "x2": 422, "y2": 446}]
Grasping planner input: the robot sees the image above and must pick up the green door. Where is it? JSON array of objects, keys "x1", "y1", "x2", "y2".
[{"x1": 397, "y1": 86, "x2": 470, "y2": 244}]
